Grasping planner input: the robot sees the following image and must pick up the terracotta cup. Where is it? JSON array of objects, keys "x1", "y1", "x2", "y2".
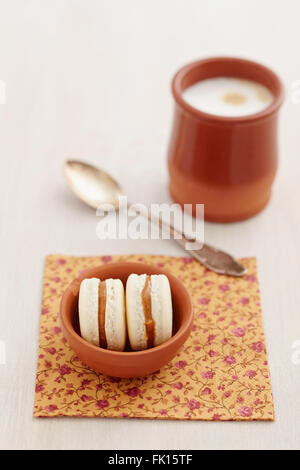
[
  {"x1": 59, "y1": 262, "x2": 193, "y2": 378},
  {"x1": 168, "y1": 57, "x2": 284, "y2": 222}
]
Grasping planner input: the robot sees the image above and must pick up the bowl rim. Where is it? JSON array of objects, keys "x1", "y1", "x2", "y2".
[
  {"x1": 172, "y1": 56, "x2": 285, "y2": 124},
  {"x1": 59, "y1": 261, "x2": 194, "y2": 358}
]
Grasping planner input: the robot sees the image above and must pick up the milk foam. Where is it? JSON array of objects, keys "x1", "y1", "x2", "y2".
[{"x1": 182, "y1": 77, "x2": 274, "y2": 117}]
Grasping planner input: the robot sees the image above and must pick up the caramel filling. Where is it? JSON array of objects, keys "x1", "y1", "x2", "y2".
[
  {"x1": 141, "y1": 275, "x2": 155, "y2": 348},
  {"x1": 98, "y1": 281, "x2": 107, "y2": 349}
]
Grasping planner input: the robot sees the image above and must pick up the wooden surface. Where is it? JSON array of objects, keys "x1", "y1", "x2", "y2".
[{"x1": 0, "y1": 0, "x2": 299, "y2": 450}]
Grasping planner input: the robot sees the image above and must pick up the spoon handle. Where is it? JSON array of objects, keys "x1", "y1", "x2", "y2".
[{"x1": 134, "y1": 205, "x2": 247, "y2": 277}]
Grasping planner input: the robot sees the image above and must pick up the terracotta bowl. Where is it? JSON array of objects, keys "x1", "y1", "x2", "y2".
[{"x1": 59, "y1": 262, "x2": 194, "y2": 377}]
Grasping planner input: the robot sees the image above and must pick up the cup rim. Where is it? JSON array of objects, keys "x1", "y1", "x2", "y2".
[
  {"x1": 172, "y1": 56, "x2": 285, "y2": 124},
  {"x1": 59, "y1": 261, "x2": 194, "y2": 358}
]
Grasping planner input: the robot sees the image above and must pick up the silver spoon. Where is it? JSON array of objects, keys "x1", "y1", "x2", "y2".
[{"x1": 64, "y1": 160, "x2": 247, "y2": 277}]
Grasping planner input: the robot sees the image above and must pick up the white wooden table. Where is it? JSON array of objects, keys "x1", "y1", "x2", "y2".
[{"x1": 1, "y1": 0, "x2": 299, "y2": 450}]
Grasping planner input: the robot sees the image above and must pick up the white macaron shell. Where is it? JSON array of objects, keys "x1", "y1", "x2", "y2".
[
  {"x1": 150, "y1": 274, "x2": 173, "y2": 346},
  {"x1": 104, "y1": 278, "x2": 126, "y2": 351},
  {"x1": 126, "y1": 274, "x2": 147, "y2": 351},
  {"x1": 78, "y1": 278, "x2": 100, "y2": 346}
]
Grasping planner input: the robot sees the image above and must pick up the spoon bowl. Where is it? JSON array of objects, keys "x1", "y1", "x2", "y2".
[{"x1": 64, "y1": 160, "x2": 123, "y2": 209}]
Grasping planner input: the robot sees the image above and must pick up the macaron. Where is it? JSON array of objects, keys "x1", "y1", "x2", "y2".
[
  {"x1": 78, "y1": 277, "x2": 126, "y2": 351},
  {"x1": 126, "y1": 274, "x2": 173, "y2": 351}
]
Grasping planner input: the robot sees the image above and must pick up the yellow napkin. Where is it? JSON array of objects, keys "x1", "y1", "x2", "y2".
[{"x1": 34, "y1": 254, "x2": 274, "y2": 420}]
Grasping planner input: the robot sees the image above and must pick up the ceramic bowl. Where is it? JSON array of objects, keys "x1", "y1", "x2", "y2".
[{"x1": 59, "y1": 262, "x2": 194, "y2": 377}]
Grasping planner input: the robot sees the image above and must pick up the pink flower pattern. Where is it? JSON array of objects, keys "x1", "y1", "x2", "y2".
[
  {"x1": 238, "y1": 406, "x2": 253, "y2": 417},
  {"x1": 34, "y1": 255, "x2": 273, "y2": 421},
  {"x1": 245, "y1": 370, "x2": 257, "y2": 379},
  {"x1": 187, "y1": 399, "x2": 201, "y2": 410},
  {"x1": 96, "y1": 399, "x2": 109, "y2": 409},
  {"x1": 224, "y1": 355, "x2": 237, "y2": 366},
  {"x1": 252, "y1": 341, "x2": 265, "y2": 353},
  {"x1": 233, "y1": 327, "x2": 246, "y2": 337},
  {"x1": 126, "y1": 387, "x2": 142, "y2": 397}
]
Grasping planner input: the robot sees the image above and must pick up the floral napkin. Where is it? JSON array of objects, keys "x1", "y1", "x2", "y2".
[{"x1": 34, "y1": 254, "x2": 274, "y2": 421}]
